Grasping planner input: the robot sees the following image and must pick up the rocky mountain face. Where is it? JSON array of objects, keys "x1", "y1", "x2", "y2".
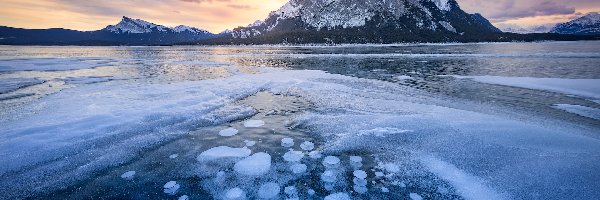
[
  {"x1": 551, "y1": 13, "x2": 600, "y2": 35},
  {"x1": 227, "y1": 0, "x2": 501, "y2": 43},
  {"x1": 0, "y1": 16, "x2": 215, "y2": 45}
]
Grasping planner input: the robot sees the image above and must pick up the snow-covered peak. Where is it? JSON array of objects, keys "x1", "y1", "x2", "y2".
[
  {"x1": 105, "y1": 16, "x2": 169, "y2": 34},
  {"x1": 248, "y1": 20, "x2": 265, "y2": 27},
  {"x1": 173, "y1": 25, "x2": 210, "y2": 34},
  {"x1": 219, "y1": 29, "x2": 233, "y2": 34},
  {"x1": 432, "y1": 0, "x2": 451, "y2": 11},
  {"x1": 569, "y1": 12, "x2": 600, "y2": 26}
]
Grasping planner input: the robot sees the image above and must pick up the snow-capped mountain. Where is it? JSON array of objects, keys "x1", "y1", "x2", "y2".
[
  {"x1": 551, "y1": 13, "x2": 600, "y2": 35},
  {"x1": 228, "y1": 0, "x2": 501, "y2": 43},
  {"x1": 0, "y1": 16, "x2": 215, "y2": 45},
  {"x1": 498, "y1": 24, "x2": 554, "y2": 34},
  {"x1": 104, "y1": 16, "x2": 169, "y2": 34},
  {"x1": 103, "y1": 16, "x2": 212, "y2": 35}
]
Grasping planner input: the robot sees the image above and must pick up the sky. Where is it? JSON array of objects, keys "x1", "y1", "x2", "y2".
[{"x1": 0, "y1": 0, "x2": 598, "y2": 33}]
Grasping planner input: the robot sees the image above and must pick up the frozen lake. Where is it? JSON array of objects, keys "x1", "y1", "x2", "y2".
[{"x1": 0, "y1": 42, "x2": 599, "y2": 200}]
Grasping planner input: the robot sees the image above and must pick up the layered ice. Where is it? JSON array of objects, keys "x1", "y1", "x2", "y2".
[
  {"x1": 453, "y1": 75, "x2": 600, "y2": 99},
  {"x1": 553, "y1": 104, "x2": 600, "y2": 120}
]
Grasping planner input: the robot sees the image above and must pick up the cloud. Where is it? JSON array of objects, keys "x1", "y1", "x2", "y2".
[{"x1": 457, "y1": 0, "x2": 597, "y2": 22}]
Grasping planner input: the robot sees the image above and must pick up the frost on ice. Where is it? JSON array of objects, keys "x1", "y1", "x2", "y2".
[{"x1": 233, "y1": 152, "x2": 272, "y2": 176}]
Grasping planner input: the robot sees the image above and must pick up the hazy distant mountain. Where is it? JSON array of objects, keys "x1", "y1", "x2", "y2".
[
  {"x1": 551, "y1": 13, "x2": 600, "y2": 35},
  {"x1": 0, "y1": 16, "x2": 215, "y2": 45},
  {"x1": 498, "y1": 24, "x2": 554, "y2": 34},
  {"x1": 221, "y1": 0, "x2": 502, "y2": 44}
]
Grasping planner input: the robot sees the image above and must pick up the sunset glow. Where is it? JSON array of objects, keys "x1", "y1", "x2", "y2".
[{"x1": 0, "y1": 0, "x2": 599, "y2": 32}]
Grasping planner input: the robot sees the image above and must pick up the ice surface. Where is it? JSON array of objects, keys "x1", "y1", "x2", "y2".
[
  {"x1": 307, "y1": 189, "x2": 316, "y2": 195},
  {"x1": 281, "y1": 138, "x2": 294, "y2": 147},
  {"x1": 290, "y1": 163, "x2": 307, "y2": 174},
  {"x1": 453, "y1": 75, "x2": 600, "y2": 99},
  {"x1": 225, "y1": 187, "x2": 246, "y2": 200},
  {"x1": 258, "y1": 182, "x2": 280, "y2": 199},
  {"x1": 353, "y1": 185, "x2": 368, "y2": 194},
  {"x1": 197, "y1": 146, "x2": 252, "y2": 162},
  {"x1": 283, "y1": 150, "x2": 304, "y2": 162},
  {"x1": 0, "y1": 57, "x2": 124, "y2": 72},
  {"x1": 0, "y1": 78, "x2": 44, "y2": 94},
  {"x1": 324, "y1": 192, "x2": 351, "y2": 200},
  {"x1": 169, "y1": 154, "x2": 179, "y2": 159},
  {"x1": 2, "y1": 67, "x2": 600, "y2": 199},
  {"x1": 421, "y1": 156, "x2": 506, "y2": 200},
  {"x1": 409, "y1": 193, "x2": 423, "y2": 200},
  {"x1": 553, "y1": 104, "x2": 600, "y2": 120},
  {"x1": 219, "y1": 127, "x2": 239, "y2": 137},
  {"x1": 381, "y1": 187, "x2": 389, "y2": 193},
  {"x1": 164, "y1": 181, "x2": 177, "y2": 189},
  {"x1": 120, "y1": 171, "x2": 136, "y2": 180},
  {"x1": 178, "y1": 195, "x2": 189, "y2": 200},
  {"x1": 284, "y1": 186, "x2": 298, "y2": 196},
  {"x1": 243, "y1": 120, "x2": 265, "y2": 128},
  {"x1": 300, "y1": 141, "x2": 315, "y2": 151},
  {"x1": 233, "y1": 152, "x2": 272, "y2": 176},
  {"x1": 349, "y1": 156, "x2": 363, "y2": 163}
]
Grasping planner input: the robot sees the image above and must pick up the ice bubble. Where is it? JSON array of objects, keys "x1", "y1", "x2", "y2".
[
  {"x1": 258, "y1": 182, "x2": 280, "y2": 199},
  {"x1": 409, "y1": 193, "x2": 423, "y2": 200},
  {"x1": 384, "y1": 163, "x2": 400, "y2": 173},
  {"x1": 290, "y1": 163, "x2": 307, "y2": 174},
  {"x1": 197, "y1": 146, "x2": 251, "y2": 162},
  {"x1": 178, "y1": 195, "x2": 189, "y2": 200},
  {"x1": 163, "y1": 181, "x2": 180, "y2": 195},
  {"x1": 381, "y1": 187, "x2": 389, "y2": 193},
  {"x1": 234, "y1": 152, "x2": 271, "y2": 176},
  {"x1": 164, "y1": 181, "x2": 177, "y2": 189},
  {"x1": 350, "y1": 156, "x2": 363, "y2": 163},
  {"x1": 169, "y1": 154, "x2": 179, "y2": 159},
  {"x1": 120, "y1": 171, "x2": 136, "y2": 180},
  {"x1": 323, "y1": 156, "x2": 340, "y2": 168},
  {"x1": 308, "y1": 151, "x2": 322, "y2": 159},
  {"x1": 321, "y1": 170, "x2": 337, "y2": 182},
  {"x1": 244, "y1": 120, "x2": 265, "y2": 128},
  {"x1": 324, "y1": 192, "x2": 351, "y2": 200},
  {"x1": 281, "y1": 138, "x2": 294, "y2": 147},
  {"x1": 375, "y1": 172, "x2": 384, "y2": 177},
  {"x1": 353, "y1": 170, "x2": 367, "y2": 179},
  {"x1": 300, "y1": 141, "x2": 315, "y2": 151},
  {"x1": 244, "y1": 140, "x2": 257, "y2": 147},
  {"x1": 391, "y1": 180, "x2": 406, "y2": 187},
  {"x1": 307, "y1": 189, "x2": 316, "y2": 196},
  {"x1": 353, "y1": 177, "x2": 368, "y2": 186},
  {"x1": 353, "y1": 185, "x2": 368, "y2": 194},
  {"x1": 283, "y1": 150, "x2": 304, "y2": 162},
  {"x1": 219, "y1": 128, "x2": 239, "y2": 137},
  {"x1": 284, "y1": 186, "x2": 298, "y2": 196},
  {"x1": 225, "y1": 187, "x2": 246, "y2": 200}
]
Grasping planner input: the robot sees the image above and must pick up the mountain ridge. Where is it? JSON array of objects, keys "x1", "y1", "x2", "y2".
[{"x1": 551, "y1": 13, "x2": 600, "y2": 35}]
